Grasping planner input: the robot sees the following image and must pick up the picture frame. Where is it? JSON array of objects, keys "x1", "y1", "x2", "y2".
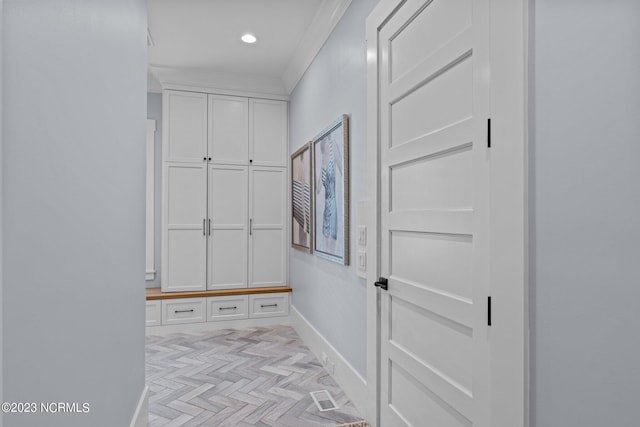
[
  {"x1": 312, "y1": 115, "x2": 349, "y2": 265},
  {"x1": 291, "y1": 142, "x2": 313, "y2": 252}
]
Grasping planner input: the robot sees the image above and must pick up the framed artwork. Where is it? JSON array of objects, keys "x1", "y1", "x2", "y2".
[
  {"x1": 291, "y1": 142, "x2": 313, "y2": 252},
  {"x1": 312, "y1": 115, "x2": 349, "y2": 265}
]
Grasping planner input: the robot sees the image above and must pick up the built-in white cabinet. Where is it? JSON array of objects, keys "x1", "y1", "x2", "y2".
[
  {"x1": 161, "y1": 298, "x2": 207, "y2": 325},
  {"x1": 162, "y1": 90, "x2": 287, "y2": 292},
  {"x1": 146, "y1": 300, "x2": 162, "y2": 327}
]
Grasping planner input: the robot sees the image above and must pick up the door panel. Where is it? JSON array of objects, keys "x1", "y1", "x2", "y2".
[
  {"x1": 389, "y1": 0, "x2": 471, "y2": 81},
  {"x1": 163, "y1": 91, "x2": 207, "y2": 162},
  {"x1": 250, "y1": 229, "x2": 285, "y2": 287},
  {"x1": 249, "y1": 167, "x2": 286, "y2": 287},
  {"x1": 208, "y1": 165, "x2": 248, "y2": 289},
  {"x1": 162, "y1": 162, "x2": 207, "y2": 291},
  {"x1": 390, "y1": 56, "x2": 473, "y2": 147},
  {"x1": 166, "y1": 229, "x2": 207, "y2": 290},
  {"x1": 249, "y1": 99, "x2": 287, "y2": 167},
  {"x1": 376, "y1": 0, "x2": 490, "y2": 425},
  {"x1": 208, "y1": 95, "x2": 249, "y2": 165}
]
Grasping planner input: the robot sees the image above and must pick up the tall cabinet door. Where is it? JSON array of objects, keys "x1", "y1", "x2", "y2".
[
  {"x1": 208, "y1": 165, "x2": 248, "y2": 290},
  {"x1": 249, "y1": 167, "x2": 286, "y2": 288},
  {"x1": 162, "y1": 163, "x2": 207, "y2": 291},
  {"x1": 163, "y1": 91, "x2": 208, "y2": 163},
  {"x1": 249, "y1": 99, "x2": 288, "y2": 167},
  {"x1": 209, "y1": 95, "x2": 249, "y2": 165}
]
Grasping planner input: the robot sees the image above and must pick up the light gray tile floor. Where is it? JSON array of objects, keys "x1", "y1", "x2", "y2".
[{"x1": 146, "y1": 325, "x2": 365, "y2": 426}]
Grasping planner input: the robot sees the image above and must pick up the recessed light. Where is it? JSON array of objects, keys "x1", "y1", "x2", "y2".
[{"x1": 241, "y1": 34, "x2": 257, "y2": 44}]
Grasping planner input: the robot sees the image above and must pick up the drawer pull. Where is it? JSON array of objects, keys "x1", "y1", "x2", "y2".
[
  {"x1": 260, "y1": 304, "x2": 278, "y2": 308},
  {"x1": 174, "y1": 309, "x2": 195, "y2": 314},
  {"x1": 219, "y1": 306, "x2": 237, "y2": 311}
]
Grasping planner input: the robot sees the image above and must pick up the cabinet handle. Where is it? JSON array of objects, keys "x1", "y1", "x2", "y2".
[
  {"x1": 219, "y1": 306, "x2": 237, "y2": 311},
  {"x1": 175, "y1": 309, "x2": 194, "y2": 314},
  {"x1": 203, "y1": 219, "x2": 206, "y2": 235},
  {"x1": 203, "y1": 157, "x2": 207, "y2": 162},
  {"x1": 260, "y1": 304, "x2": 278, "y2": 308},
  {"x1": 208, "y1": 218, "x2": 211, "y2": 236},
  {"x1": 250, "y1": 218, "x2": 252, "y2": 236}
]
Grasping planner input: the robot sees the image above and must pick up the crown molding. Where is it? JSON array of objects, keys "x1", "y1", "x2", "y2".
[
  {"x1": 282, "y1": 0, "x2": 352, "y2": 94},
  {"x1": 148, "y1": 66, "x2": 289, "y2": 99}
]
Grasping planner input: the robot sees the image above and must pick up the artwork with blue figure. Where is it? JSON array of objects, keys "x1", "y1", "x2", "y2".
[{"x1": 313, "y1": 116, "x2": 348, "y2": 264}]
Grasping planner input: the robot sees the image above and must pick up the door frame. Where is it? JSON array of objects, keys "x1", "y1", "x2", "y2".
[{"x1": 364, "y1": 1, "x2": 530, "y2": 426}]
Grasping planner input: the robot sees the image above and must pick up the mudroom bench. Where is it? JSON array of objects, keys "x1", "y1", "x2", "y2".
[{"x1": 145, "y1": 286, "x2": 292, "y2": 332}]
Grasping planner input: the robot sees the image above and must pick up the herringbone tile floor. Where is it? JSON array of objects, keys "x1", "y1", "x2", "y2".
[{"x1": 146, "y1": 325, "x2": 365, "y2": 426}]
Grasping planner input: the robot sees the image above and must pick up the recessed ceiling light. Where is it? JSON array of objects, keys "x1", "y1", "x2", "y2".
[{"x1": 241, "y1": 34, "x2": 257, "y2": 44}]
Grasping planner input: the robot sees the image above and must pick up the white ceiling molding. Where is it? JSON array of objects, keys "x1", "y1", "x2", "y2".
[
  {"x1": 149, "y1": 66, "x2": 289, "y2": 100},
  {"x1": 282, "y1": 0, "x2": 353, "y2": 94}
]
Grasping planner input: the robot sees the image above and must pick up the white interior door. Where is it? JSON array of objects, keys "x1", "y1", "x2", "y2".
[
  {"x1": 249, "y1": 167, "x2": 286, "y2": 288},
  {"x1": 162, "y1": 163, "x2": 207, "y2": 291},
  {"x1": 375, "y1": 0, "x2": 491, "y2": 425},
  {"x1": 208, "y1": 165, "x2": 248, "y2": 289}
]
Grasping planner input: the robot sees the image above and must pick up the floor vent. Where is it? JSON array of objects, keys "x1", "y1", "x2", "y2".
[{"x1": 310, "y1": 390, "x2": 339, "y2": 412}]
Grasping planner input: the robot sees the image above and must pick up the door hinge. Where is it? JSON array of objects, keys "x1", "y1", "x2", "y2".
[
  {"x1": 488, "y1": 296, "x2": 492, "y2": 326},
  {"x1": 487, "y1": 118, "x2": 492, "y2": 148}
]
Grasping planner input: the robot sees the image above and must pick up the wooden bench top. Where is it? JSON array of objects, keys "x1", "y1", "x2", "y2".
[{"x1": 146, "y1": 286, "x2": 292, "y2": 301}]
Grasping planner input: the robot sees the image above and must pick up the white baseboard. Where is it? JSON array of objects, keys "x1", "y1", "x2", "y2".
[
  {"x1": 145, "y1": 315, "x2": 292, "y2": 336},
  {"x1": 130, "y1": 385, "x2": 148, "y2": 427},
  {"x1": 290, "y1": 306, "x2": 368, "y2": 417}
]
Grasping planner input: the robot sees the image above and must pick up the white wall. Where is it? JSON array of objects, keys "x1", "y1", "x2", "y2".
[
  {"x1": 2, "y1": 1, "x2": 147, "y2": 426},
  {"x1": 531, "y1": 1, "x2": 640, "y2": 426},
  {"x1": 147, "y1": 93, "x2": 163, "y2": 288},
  {"x1": 289, "y1": 0, "x2": 378, "y2": 377}
]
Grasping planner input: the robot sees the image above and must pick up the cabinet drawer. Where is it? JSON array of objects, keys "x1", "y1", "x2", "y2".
[
  {"x1": 249, "y1": 293, "x2": 289, "y2": 318},
  {"x1": 146, "y1": 300, "x2": 162, "y2": 327},
  {"x1": 207, "y1": 295, "x2": 249, "y2": 321},
  {"x1": 162, "y1": 298, "x2": 206, "y2": 325}
]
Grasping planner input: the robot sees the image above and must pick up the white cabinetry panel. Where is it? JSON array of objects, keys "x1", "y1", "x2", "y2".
[
  {"x1": 249, "y1": 167, "x2": 286, "y2": 287},
  {"x1": 146, "y1": 300, "x2": 161, "y2": 327},
  {"x1": 162, "y1": 298, "x2": 206, "y2": 325},
  {"x1": 162, "y1": 90, "x2": 287, "y2": 294},
  {"x1": 162, "y1": 163, "x2": 207, "y2": 291},
  {"x1": 208, "y1": 165, "x2": 248, "y2": 290},
  {"x1": 208, "y1": 95, "x2": 249, "y2": 165},
  {"x1": 250, "y1": 99, "x2": 288, "y2": 167},
  {"x1": 249, "y1": 293, "x2": 289, "y2": 318},
  {"x1": 163, "y1": 91, "x2": 207, "y2": 162},
  {"x1": 207, "y1": 295, "x2": 249, "y2": 321}
]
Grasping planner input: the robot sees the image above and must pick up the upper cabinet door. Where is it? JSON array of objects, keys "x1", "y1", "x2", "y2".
[
  {"x1": 249, "y1": 99, "x2": 288, "y2": 167},
  {"x1": 163, "y1": 91, "x2": 208, "y2": 163},
  {"x1": 208, "y1": 95, "x2": 249, "y2": 165}
]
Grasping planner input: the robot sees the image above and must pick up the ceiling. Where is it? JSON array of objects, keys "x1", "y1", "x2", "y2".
[{"x1": 148, "y1": 0, "x2": 338, "y2": 95}]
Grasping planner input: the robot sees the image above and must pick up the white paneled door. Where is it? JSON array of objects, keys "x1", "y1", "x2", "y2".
[{"x1": 374, "y1": 0, "x2": 491, "y2": 425}]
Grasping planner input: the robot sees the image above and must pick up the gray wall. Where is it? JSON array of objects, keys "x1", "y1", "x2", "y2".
[
  {"x1": 0, "y1": 1, "x2": 4, "y2": 424},
  {"x1": 2, "y1": 1, "x2": 147, "y2": 426},
  {"x1": 147, "y1": 93, "x2": 163, "y2": 288},
  {"x1": 289, "y1": 0, "x2": 378, "y2": 377},
  {"x1": 531, "y1": 1, "x2": 640, "y2": 426}
]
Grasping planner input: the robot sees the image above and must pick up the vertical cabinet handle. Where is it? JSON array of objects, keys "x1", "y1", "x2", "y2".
[
  {"x1": 208, "y1": 218, "x2": 211, "y2": 236},
  {"x1": 250, "y1": 218, "x2": 252, "y2": 236},
  {"x1": 203, "y1": 219, "x2": 206, "y2": 236}
]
